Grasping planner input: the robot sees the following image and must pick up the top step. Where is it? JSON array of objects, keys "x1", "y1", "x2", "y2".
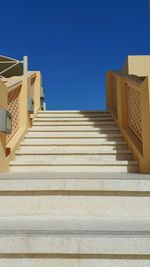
[
  {"x1": 37, "y1": 111, "x2": 112, "y2": 118},
  {"x1": 38, "y1": 110, "x2": 109, "y2": 114}
]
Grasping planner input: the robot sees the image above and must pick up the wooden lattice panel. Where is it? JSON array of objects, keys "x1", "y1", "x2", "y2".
[
  {"x1": 7, "y1": 86, "x2": 21, "y2": 142},
  {"x1": 127, "y1": 84, "x2": 142, "y2": 141}
]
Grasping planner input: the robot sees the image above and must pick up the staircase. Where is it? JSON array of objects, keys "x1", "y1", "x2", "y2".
[
  {"x1": 0, "y1": 110, "x2": 150, "y2": 266},
  {"x1": 10, "y1": 110, "x2": 138, "y2": 172}
]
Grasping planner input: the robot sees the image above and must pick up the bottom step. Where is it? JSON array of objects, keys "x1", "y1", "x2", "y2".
[
  {"x1": 0, "y1": 217, "x2": 149, "y2": 255},
  {"x1": 0, "y1": 259, "x2": 150, "y2": 267},
  {"x1": 0, "y1": 217, "x2": 150, "y2": 267}
]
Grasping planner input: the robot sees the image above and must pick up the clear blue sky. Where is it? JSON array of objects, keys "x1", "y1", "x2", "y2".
[{"x1": 1, "y1": 0, "x2": 150, "y2": 110}]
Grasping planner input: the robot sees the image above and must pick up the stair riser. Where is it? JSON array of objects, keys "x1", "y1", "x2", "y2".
[
  {"x1": 25, "y1": 134, "x2": 120, "y2": 142},
  {"x1": 1, "y1": 259, "x2": 150, "y2": 267},
  {"x1": 14, "y1": 154, "x2": 133, "y2": 161},
  {"x1": 18, "y1": 146, "x2": 129, "y2": 153},
  {"x1": 0, "y1": 196, "x2": 148, "y2": 217},
  {"x1": 28, "y1": 126, "x2": 119, "y2": 131},
  {"x1": 0, "y1": 178, "x2": 149, "y2": 192},
  {"x1": 22, "y1": 139, "x2": 126, "y2": 145},
  {"x1": 36, "y1": 114, "x2": 112, "y2": 118},
  {"x1": 38, "y1": 110, "x2": 109, "y2": 113},
  {"x1": 25, "y1": 133, "x2": 123, "y2": 137},
  {"x1": 20, "y1": 144, "x2": 128, "y2": 151},
  {"x1": 34, "y1": 118, "x2": 114, "y2": 122},
  {"x1": 33, "y1": 121, "x2": 115, "y2": 126},
  {"x1": 10, "y1": 165, "x2": 138, "y2": 173}
]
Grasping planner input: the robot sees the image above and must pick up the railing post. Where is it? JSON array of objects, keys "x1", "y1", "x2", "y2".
[
  {"x1": 20, "y1": 76, "x2": 31, "y2": 128},
  {"x1": 140, "y1": 76, "x2": 150, "y2": 172},
  {"x1": 33, "y1": 72, "x2": 42, "y2": 115},
  {"x1": 0, "y1": 80, "x2": 9, "y2": 171},
  {"x1": 23, "y1": 56, "x2": 28, "y2": 74},
  {"x1": 106, "y1": 72, "x2": 113, "y2": 111}
]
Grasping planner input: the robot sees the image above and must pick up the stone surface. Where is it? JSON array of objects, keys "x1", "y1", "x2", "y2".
[{"x1": 0, "y1": 111, "x2": 147, "y2": 266}]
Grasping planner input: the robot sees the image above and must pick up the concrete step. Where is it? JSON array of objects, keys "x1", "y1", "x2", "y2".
[
  {"x1": 25, "y1": 132, "x2": 121, "y2": 139},
  {"x1": 36, "y1": 114, "x2": 112, "y2": 118},
  {"x1": 0, "y1": 192, "x2": 147, "y2": 216},
  {"x1": 33, "y1": 121, "x2": 115, "y2": 126},
  {"x1": 0, "y1": 216, "x2": 149, "y2": 234},
  {"x1": 28, "y1": 126, "x2": 119, "y2": 132},
  {"x1": 10, "y1": 160, "x2": 138, "y2": 173},
  {"x1": 1, "y1": 259, "x2": 150, "y2": 267},
  {"x1": 14, "y1": 152, "x2": 133, "y2": 161},
  {"x1": 30, "y1": 126, "x2": 117, "y2": 131},
  {"x1": 0, "y1": 217, "x2": 149, "y2": 262},
  {"x1": 0, "y1": 172, "x2": 149, "y2": 192},
  {"x1": 38, "y1": 110, "x2": 108, "y2": 113},
  {"x1": 18, "y1": 146, "x2": 129, "y2": 153},
  {"x1": 22, "y1": 138, "x2": 127, "y2": 145},
  {"x1": 34, "y1": 117, "x2": 114, "y2": 122}
]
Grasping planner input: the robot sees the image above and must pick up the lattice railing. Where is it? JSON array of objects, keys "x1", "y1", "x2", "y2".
[
  {"x1": 7, "y1": 86, "x2": 21, "y2": 142},
  {"x1": 107, "y1": 64, "x2": 150, "y2": 172},
  {"x1": 126, "y1": 81, "x2": 142, "y2": 142}
]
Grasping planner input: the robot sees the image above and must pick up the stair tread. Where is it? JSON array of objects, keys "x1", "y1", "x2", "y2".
[
  {"x1": 0, "y1": 217, "x2": 149, "y2": 233},
  {"x1": 33, "y1": 124, "x2": 116, "y2": 127},
  {"x1": 28, "y1": 128, "x2": 119, "y2": 132},
  {"x1": 10, "y1": 160, "x2": 138, "y2": 166},
  {"x1": 16, "y1": 151, "x2": 132, "y2": 155},
  {"x1": 0, "y1": 172, "x2": 148, "y2": 179},
  {"x1": 0, "y1": 172, "x2": 149, "y2": 191},
  {"x1": 38, "y1": 110, "x2": 109, "y2": 113},
  {"x1": 34, "y1": 117, "x2": 114, "y2": 124},
  {"x1": 37, "y1": 115, "x2": 112, "y2": 118}
]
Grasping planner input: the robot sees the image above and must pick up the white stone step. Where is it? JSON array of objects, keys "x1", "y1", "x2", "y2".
[
  {"x1": 1, "y1": 259, "x2": 150, "y2": 267},
  {"x1": 28, "y1": 126, "x2": 119, "y2": 131},
  {"x1": 22, "y1": 138, "x2": 126, "y2": 145},
  {"x1": 0, "y1": 216, "x2": 149, "y2": 234},
  {"x1": 0, "y1": 191, "x2": 147, "y2": 216},
  {"x1": 10, "y1": 160, "x2": 138, "y2": 173},
  {"x1": 0, "y1": 172, "x2": 149, "y2": 192},
  {"x1": 14, "y1": 152, "x2": 133, "y2": 161},
  {"x1": 33, "y1": 121, "x2": 115, "y2": 126},
  {"x1": 24, "y1": 135, "x2": 123, "y2": 141},
  {"x1": 34, "y1": 117, "x2": 113, "y2": 121},
  {"x1": 38, "y1": 110, "x2": 108, "y2": 113},
  {"x1": 36, "y1": 113, "x2": 112, "y2": 118},
  {"x1": 24, "y1": 134, "x2": 120, "y2": 140},
  {"x1": 0, "y1": 217, "x2": 150, "y2": 263},
  {"x1": 2, "y1": 215, "x2": 150, "y2": 229},
  {"x1": 18, "y1": 146, "x2": 129, "y2": 153},
  {"x1": 26, "y1": 133, "x2": 123, "y2": 137}
]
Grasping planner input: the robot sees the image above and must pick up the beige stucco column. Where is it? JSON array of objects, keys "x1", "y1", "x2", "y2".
[{"x1": 140, "y1": 76, "x2": 150, "y2": 172}]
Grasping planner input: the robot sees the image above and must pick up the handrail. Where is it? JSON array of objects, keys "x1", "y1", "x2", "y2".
[
  {"x1": 106, "y1": 69, "x2": 150, "y2": 173},
  {"x1": 5, "y1": 72, "x2": 36, "y2": 90},
  {"x1": 0, "y1": 70, "x2": 42, "y2": 172}
]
